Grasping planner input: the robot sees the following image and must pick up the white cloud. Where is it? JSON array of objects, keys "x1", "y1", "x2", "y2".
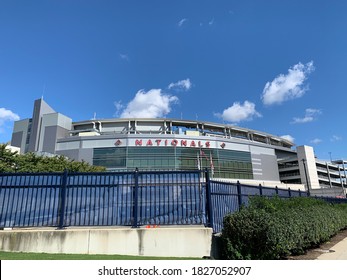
[
  {"x1": 117, "y1": 89, "x2": 178, "y2": 118},
  {"x1": 0, "y1": 108, "x2": 20, "y2": 127},
  {"x1": 178, "y1": 18, "x2": 187, "y2": 27},
  {"x1": 119, "y1": 53, "x2": 129, "y2": 61},
  {"x1": 168, "y1": 79, "x2": 192, "y2": 91},
  {"x1": 215, "y1": 101, "x2": 261, "y2": 123},
  {"x1": 280, "y1": 135, "x2": 295, "y2": 143},
  {"x1": 310, "y1": 138, "x2": 322, "y2": 144},
  {"x1": 261, "y1": 61, "x2": 315, "y2": 105},
  {"x1": 114, "y1": 101, "x2": 124, "y2": 117},
  {"x1": 330, "y1": 135, "x2": 342, "y2": 142},
  {"x1": 291, "y1": 108, "x2": 321, "y2": 124}
]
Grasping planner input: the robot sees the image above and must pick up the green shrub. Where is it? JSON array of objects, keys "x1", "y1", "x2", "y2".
[{"x1": 220, "y1": 196, "x2": 347, "y2": 260}]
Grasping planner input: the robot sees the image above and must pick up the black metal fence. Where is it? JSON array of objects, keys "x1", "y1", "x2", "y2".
[
  {"x1": 0, "y1": 170, "x2": 206, "y2": 229},
  {"x1": 0, "y1": 169, "x2": 346, "y2": 233},
  {"x1": 208, "y1": 178, "x2": 309, "y2": 233}
]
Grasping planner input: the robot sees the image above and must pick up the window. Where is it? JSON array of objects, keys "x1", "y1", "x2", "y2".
[
  {"x1": 93, "y1": 146, "x2": 253, "y2": 179},
  {"x1": 93, "y1": 147, "x2": 126, "y2": 168}
]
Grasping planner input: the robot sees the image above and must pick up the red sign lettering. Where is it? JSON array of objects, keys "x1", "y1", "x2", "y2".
[
  {"x1": 155, "y1": 139, "x2": 161, "y2": 146},
  {"x1": 171, "y1": 139, "x2": 178, "y2": 146},
  {"x1": 146, "y1": 139, "x2": 153, "y2": 146},
  {"x1": 135, "y1": 140, "x2": 142, "y2": 146},
  {"x1": 132, "y1": 139, "x2": 216, "y2": 149}
]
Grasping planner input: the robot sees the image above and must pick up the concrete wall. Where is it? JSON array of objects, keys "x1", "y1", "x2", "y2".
[
  {"x1": 216, "y1": 178, "x2": 305, "y2": 191},
  {"x1": 38, "y1": 113, "x2": 72, "y2": 154},
  {"x1": 0, "y1": 226, "x2": 212, "y2": 258},
  {"x1": 311, "y1": 187, "x2": 346, "y2": 198},
  {"x1": 251, "y1": 146, "x2": 280, "y2": 181},
  {"x1": 297, "y1": 145, "x2": 320, "y2": 190},
  {"x1": 11, "y1": 118, "x2": 31, "y2": 153},
  {"x1": 28, "y1": 99, "x2": 56, "y2": 152}
]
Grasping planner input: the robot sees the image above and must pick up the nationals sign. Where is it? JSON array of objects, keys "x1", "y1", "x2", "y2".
[{"x1": 115, "y1": 138, "x2": 226, "y2": 149}]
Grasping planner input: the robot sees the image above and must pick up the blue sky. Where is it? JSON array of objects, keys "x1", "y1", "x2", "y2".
[{"x1": 0, "y1": 0, "x2": 346, "y2": 160}]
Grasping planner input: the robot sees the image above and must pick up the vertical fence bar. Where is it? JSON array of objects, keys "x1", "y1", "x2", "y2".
[
  {"x1": 204, "y1": 169, "x2": 214, "y2": 229},
  {"x1": 57, "y1": 170, "x2": 68, "y2": 229},
  {"x1": 132, "y1": 168, "x2": 139, "y2": 228},
  {"x1": 17, "y1": 176, "x2": 26, "y2": 226},
  {"x1": 259, "y1": 184, "x2": 263, "y2": 196},
  {"x1": 27, "y1": 177, "x2": 35, "y2": 227},
  {"x1": 237, "y1": 180, "x2": 242, "y2": 210},
  {"x1": 11, "y1": 177, "x2": 20, "y2": 227},
  {"x1": 3, "y1": 176, "x2": 12, "y2": 227}
]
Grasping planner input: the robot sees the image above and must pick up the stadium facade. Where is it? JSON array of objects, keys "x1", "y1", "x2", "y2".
[{"x1": 10, "y1": 99, "x2": 347, "y2": 195}]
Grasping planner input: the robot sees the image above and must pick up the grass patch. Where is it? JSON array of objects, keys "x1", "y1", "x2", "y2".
[{"x1": 0, "y1": 251, "x2": 201, "y2": 260}]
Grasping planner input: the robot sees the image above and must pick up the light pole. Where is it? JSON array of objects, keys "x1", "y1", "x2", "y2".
[{"x1": 302, "y1": 159, "x2": 310, "y2": 196}]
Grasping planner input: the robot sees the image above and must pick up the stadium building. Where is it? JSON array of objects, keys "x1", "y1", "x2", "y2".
[{"x1": 10, "y1": 99, "x2": 347, "y2": 195}]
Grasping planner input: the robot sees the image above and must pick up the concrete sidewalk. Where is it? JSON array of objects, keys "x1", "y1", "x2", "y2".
[{"x1": 316, "y1": 236, "x2": 347, "y2": 260}]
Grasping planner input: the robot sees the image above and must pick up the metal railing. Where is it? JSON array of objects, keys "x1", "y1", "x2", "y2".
[
  {"x1": 0, "y1": 169, "x2": 206, "y2": 229},
  {"x1": 1, "y1": 169, "x2": 346, "y2": 233},
  {"x1": 208, "y1": 180, "x2": 309, "y2": 233}
]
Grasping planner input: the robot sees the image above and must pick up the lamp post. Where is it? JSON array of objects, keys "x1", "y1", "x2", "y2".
[
  {"x1": 342, "y1": 161, "x2": 347, "y2": 198},
  {"x1": 302, "y1": 159, "x2": 310, "y2": 196}
]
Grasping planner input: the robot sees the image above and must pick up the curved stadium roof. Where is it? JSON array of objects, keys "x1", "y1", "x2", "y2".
[{"x1": 69, "y1": 118, "x2": 294, "y2": 150}]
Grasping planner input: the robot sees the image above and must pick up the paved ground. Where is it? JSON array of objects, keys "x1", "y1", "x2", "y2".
[
  {"x1": 287, "y1": 229, "x2": 347, "y2": 260},
  {"x1": 316, "y1": 235, "x2": 347, "y2": 260}
]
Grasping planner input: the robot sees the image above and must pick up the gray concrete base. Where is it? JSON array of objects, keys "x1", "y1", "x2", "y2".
[{"x1": 0, "y1": 226, "x2": 212, "y2": 258}]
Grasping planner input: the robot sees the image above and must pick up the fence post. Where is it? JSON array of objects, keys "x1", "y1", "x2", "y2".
[
  {"x1": 259, "y1": 184, "x2": 263, "y2": 196},
  {"x1": 299, "y1": 189, "x2": 302, "y2": 197},
  {"x1": 237, "y1": 181, "x2": 242, "y2": 210},
  {"x1": 132, "y1": 168, "x2": 139, "y2": 228},
  {"x1": 57, "y1": 170, "x2": 68, "y2": 229},
  {"x1": 204, "y1": 168, "x2": 214, "y2": 229}
]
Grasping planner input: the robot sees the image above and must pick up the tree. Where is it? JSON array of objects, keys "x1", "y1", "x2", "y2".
[
  {"x1": 0, "y1": 144, "x2": 19, "y2": 172},
  {"x1": 0, "y1": 144, "x2": 106, "y2": 173}
]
